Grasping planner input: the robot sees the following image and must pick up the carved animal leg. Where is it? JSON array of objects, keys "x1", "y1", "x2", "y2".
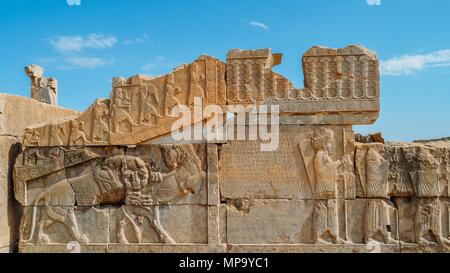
[
  {"x1": 147, "y1": 207, "x2": 175, "y2": 244},
  {"x1": 36, "y1": 216, "x2": 53, "y2": 244},
  {"x1": 119, "y1": 207, "x2": 142, "y2": 244},
  {"x1": 118, "y1": 217, "x2": 131, "y2": 244},
  {"x1": 64, "y1": 208, "x2": 89, "y2": 244}
]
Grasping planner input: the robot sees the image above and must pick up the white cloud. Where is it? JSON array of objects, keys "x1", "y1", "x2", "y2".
[
  {"x1": 65, "y1": 57, "x2": 114, "y2": 68},
  {"x1": 49, "y1": 33, "x2": 118, "y2": 52},
  {"x1": 66, "y1": 0, "x2": 81, "y2": 6},
  {"x1": 142, "y1": 56, "x2": 172, "y2": 71},
  {"x1": 367, "y1": 0, "x2": 381, "y2": 6},
  {"x1": 124, "y1": 33, "x2": 150, "y2": 45},
  {"x1": 249, "y1": 21, "x2": 269, "y2": 30},
  {"x1": 381, "y1": 49, "x2": 450, "y2": 76}
]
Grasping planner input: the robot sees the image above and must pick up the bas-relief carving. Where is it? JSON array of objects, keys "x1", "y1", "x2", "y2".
[
  {"x1": 22, "y1": 45, "x2": 378, "y2": 150},
  {"x1": 22, "y1": 56, "x2": 225, "y2": 148},
  {"x1": 15, "y1": 144, "x2": 208, "y2": 246},
  {"x1": 17, "y1": 45, "x2": 450, "y2": 253}
]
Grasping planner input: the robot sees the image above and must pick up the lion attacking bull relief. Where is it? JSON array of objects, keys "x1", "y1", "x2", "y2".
[{"x1": 15, "y1": 144, "x2": 207, "y2": 245}]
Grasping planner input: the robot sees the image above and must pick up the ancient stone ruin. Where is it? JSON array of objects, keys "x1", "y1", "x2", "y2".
[{"x1": 1, "y1": 45, "x2": 449, "y2": 253}]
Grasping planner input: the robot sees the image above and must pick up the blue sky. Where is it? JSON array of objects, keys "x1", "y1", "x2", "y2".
[{"x1": 0, "y1": 0, "x2": 449, "y2": 141}]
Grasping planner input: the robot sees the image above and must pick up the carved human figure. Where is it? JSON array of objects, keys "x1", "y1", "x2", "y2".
[
  {"x1": 310, "y1": 128, "x2": 348, "y2": 244},
  {"x1": 69, "y1": 120, "x2": 88, "y2": 146},
  {"x1": 92, "y1": 100, "x2": 109, "y2": 142},
  {"x1": 410, "y1": 148, "x2": 439, "y2": 197},
  {"x1": 415, "y1": 198, "x2": 447, "y2": 245},
  {"x1": 365, "y1": 147, "x2": 389, "y2": 197},
  {"x1": 164, "y1": 74, "x2": 181, "y2": 116},
  {"x1": 188, "y1": 62, "x2": 205, "y2": 105},
  {"x1": 139, "y1": 85, "x2": 161, "y2": 125},
  {"x1": 360, "y1": 147, "x2": 397, "y2": 244},
  {"x1": 49, "y1": 124, "x2": 65, "y2": 146},
  {"x1": 364, "y1": 200, "x2": 397, "y2": 244},
  {"x1": 24, "y1": 148, "x2": 46, "y2": 166},
  {"x1": 311, "y1": 128, "x2": 341, "y2": 200},
  {"x1": 313, "y1": 200, "x2": 342, "y2": 244},
  {"x1": 404, "y1": 148, "x2": 448, "y2": 244},
  {"x1": 23, "y1": 129, "x2": 41, "y2": 146},
  {"x1": 111, "y1": 88, "x2": 135, "y2": 133}
]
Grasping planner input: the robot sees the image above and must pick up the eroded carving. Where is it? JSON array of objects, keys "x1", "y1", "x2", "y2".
[{"x1": 25, "y1": 64, "x2": 58, "y2": 105}]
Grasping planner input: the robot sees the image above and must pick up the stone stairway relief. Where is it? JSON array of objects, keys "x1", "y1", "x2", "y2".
[{"x1": 12, "y1": 45, "x2": 450, "y2": 253}]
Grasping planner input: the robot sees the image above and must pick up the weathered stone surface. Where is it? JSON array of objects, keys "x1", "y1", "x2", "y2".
[
  {"x1": 0, "y1": 136, "x2": 21, "y2": 251},
  {"x1": 20, "y1": 206, "x2": 109, "y2": 245},
  {"x1": 109, "y1": 205, "x2": 208, "y2": 244},
  {"x1": 20, "y1": 244, "x2": 108, "y2": 253},
  {"x1": 385, "y1": 142, "x2": 450, "y2": 197},
  {"x1": 0, "y1": 94, "x2": 78, "y2": 252},
  {"x1": 219, "y1": 125, "x2": 355, "y2": 200},
  {"x1": 11, "y1": 45, "x2": 450, "y2": 253},
  {"x1": 0, "y1": 94, "x2": 78, "y2": 137},
  {"x1": 396, "y1": 197, "x2": 450, "y2": 245},
  {"x1": 24, "y1": 56, "x2": 226, "y2": 147},
  {"x1": 227, "y1": 244, "x2": 400, "y2": 253},
  {"x1": 226, "y1": 199, "x2": 316, "y2": 244},
  {"x1": 345, "y1": 199, "x2": 398, "y2": 244},
  {"x1": 227, "y1": 46, "x2": 380, "y2": 125},
  {"x1": 25, "y1": 65, "x2": 58, "y2": 105},
  {"x1": 226, "y1": 198, "x2": 398, "y2": 245}
]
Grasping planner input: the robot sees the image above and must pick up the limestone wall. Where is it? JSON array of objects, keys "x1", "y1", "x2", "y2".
[
  {"x1": 14, "y1": 45, "x2": 450, "y2": 253},
  {"x1": 0, "y1": 94, "x2": 78, "y2": 252}
]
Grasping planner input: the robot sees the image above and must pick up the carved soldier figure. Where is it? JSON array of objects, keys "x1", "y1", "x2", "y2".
[
  {"x1": 69, "y1": 120, "x2": 88, "y2": 146},
  {"x1": 188, "y1": 62, "x2": 205, "y2": 105},
  {"x1": 361, "y1": 147, "x2": 397, "y2": 244},
  {"x1": 23, "y1": 128, "x2": 41, "y2": 147},
  {"x1": 415, "y1": 198, "x2": 445, "y2": 245},
  {"x1": 310, "y1": 128, "x2": 348, "y2": 244},
  {"x1": 405, "y1": 148, "x2": 448, "y2": 244},
  {"x1": 409, "y1": 148, "x2": 440, "y2": 197},
  {"x1": 139, "y1": 85, "x2": 160, "y2": 125},
  {"x1": 111, "y1": 88, "x2": 135, "y2": 133},
  {"x1": 24, "y1": 148, "x2": 46, "y2": 166},
  {"x1": 49, "y1": 124, "x2": 65, "y2": 146},
  {"x1": 164, "y1": 74, "x2": 181, "y2": 116},
  {"x1": 311, "y1": 128, "x2": 341, "y2": 200},
  {"x1": 92, "y1": 99, "x2": 109, "y2": 142}
]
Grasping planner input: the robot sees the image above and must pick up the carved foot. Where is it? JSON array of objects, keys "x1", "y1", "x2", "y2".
[
  {"x1": 315, "y1": 238, "x2": 333, "y2": 245},
  {"x1": 37, "y1": 233, "x2": 51, "y2": 245},
  {"x1": 160, "y1": 235, "x2": 176, "y2": 244},
  {"x1": 336, "y1": 237, "x2": 352, "y2": 245},
  {"x1": 118, "y1": 233, "x2": 129, "y2": 245}
]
